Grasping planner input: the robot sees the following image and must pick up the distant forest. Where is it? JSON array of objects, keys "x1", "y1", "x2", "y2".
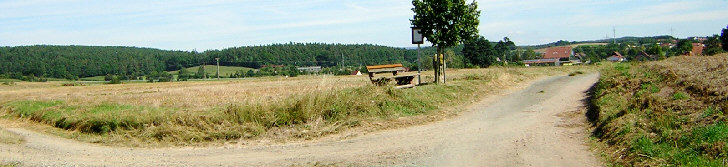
[
  {"x1": 0, "y1": 43, "x2": 460, "y2": 79},
  {"x1": 3, "y1": 35, "x2": 721, "y2": 81}
]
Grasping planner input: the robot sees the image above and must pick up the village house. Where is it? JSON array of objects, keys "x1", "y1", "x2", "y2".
[
  {"x1": 688, "y1": 43, "x2": 704, "y2": 56},
  {"x1": 606, "y1": 52, "x2": 626, "y2": 62},
  {"x1": 296, "y1": 66, "x2": 322, "y2": 73},
  {"x1": 523, "y1": 46, "x2": 582, "y2": 66}
]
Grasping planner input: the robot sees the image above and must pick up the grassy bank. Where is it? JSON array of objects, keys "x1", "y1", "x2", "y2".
[
  {"x1": 0, "y1": 66, "x2": 591, "y2": 147},
  {"x1": 590, "y1": 54, "x2": 728, "y2": 166}
]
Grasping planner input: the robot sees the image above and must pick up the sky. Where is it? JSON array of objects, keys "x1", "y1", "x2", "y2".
[{"x1": 1, "y1": 0, "x2": 727, "y2": 51}]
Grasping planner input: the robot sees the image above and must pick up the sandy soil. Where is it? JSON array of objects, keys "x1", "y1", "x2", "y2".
[{"x1": 0, "y1": 73, "x2": 601, "y2": 166}]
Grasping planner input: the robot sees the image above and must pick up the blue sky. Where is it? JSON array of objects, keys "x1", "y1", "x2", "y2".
[{"x1": 1, "y1": 0, "x2": 727, "y2": 51}]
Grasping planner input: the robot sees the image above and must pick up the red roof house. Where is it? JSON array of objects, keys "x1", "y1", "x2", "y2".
[
  {"x1": 543, "y1": 46, "x2": 573, "y2": 59},
  {"x1": 607, "y1": 52, "x2": 625, "y2": 62}
]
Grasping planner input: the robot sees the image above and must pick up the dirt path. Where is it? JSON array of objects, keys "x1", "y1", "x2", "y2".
[{"x1": 0, "y1": 73, "x2": 601, "y2": 166}]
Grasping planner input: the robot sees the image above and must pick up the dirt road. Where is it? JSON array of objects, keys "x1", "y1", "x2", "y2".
[{"x1": 1, "y1": 73, "x2": 600, "y2": 166}]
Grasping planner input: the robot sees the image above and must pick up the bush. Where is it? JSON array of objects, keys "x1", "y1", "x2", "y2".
[{"x1": 108, "y1": 75, "x2": 121, "y2": 84}]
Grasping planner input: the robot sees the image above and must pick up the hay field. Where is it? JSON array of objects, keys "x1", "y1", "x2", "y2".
[
  {"x1": 0, "y1": 75, "x2": 368, "y2": 112},
  {"x1": 0, "y1": 68, "x2": 550, "y2": 111},
  {"x1": 0, "y1": 66, "x2": 594, "y2": 146}
]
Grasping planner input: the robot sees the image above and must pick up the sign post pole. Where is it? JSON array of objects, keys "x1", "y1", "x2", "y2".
[{"x1": 411, "y1": 27, "x2": 424, "y2": 85}]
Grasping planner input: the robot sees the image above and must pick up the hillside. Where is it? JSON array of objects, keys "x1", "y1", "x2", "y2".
[
  {"x1": 0, "y1": 44, "x2": 458, "y2": 80},
  {"x1": 522, "y1": 35, "x2": 675, "y2": 50},
  {"x1": 0, "y1": 45, "x2": 198, "y2": 79},
  {"x1": 533, "y1": 43, "x2": 607, "y2": 53},
  {"x1": 591, "y1": 53, "x2": 728, "y2": 166}
]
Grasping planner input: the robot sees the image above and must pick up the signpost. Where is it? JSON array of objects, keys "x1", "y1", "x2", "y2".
[{"x1": 411, "y1": 27, "x2": 424, "y2": 85}]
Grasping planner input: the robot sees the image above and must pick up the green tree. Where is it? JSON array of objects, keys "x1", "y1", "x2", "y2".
[
  {"x1": 704, "y1": 35, "x2": 723, "y2": 56},
  {"x1": 522, "y1": 48, "x2": 538, "y2": 60},
  {"x1": 108, "y1": 75, "x2": 121, "y2": 84},
  {"x1": 104, "y1": 74, "x2": 113, "y2": 81},
  {"x1": 196, "y1": 66, "x2": 206, "y2": 79},
  {"x1": 178, "y1": 68, "x2": 190, "y2": 81},
  {"x1": 246, "y1": 70, "x2": 255, "y2": 77},
  {"x1": 646, "y1": 44, "x2": 665, "y2": 60},
  {"x1": 673, "y1": 39, "x2": 693, "y2": 56},
  {"x1": 158, "y1": 72, "x2": 173, "y2": 82},
  {"x1": 286, "y1": 66, "x2": 299, "y2": 77},
  {"x1": 146, "y1": 71, "x2": 160, "y2": 82},
  {"x1": 721, "y1": 25, "x2": 728, "y2": 51},
  {"x1": 462, "y1": 36, "x2": 495, "y2": 67},
  {"x1": 411, "y1": 0, "x2": 480, "y2": 83},
  {"x1": 494, "y1": 37, "x2": 516, "y2": 64}
]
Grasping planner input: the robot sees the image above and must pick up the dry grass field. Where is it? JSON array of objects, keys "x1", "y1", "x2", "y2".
[
  {"x1": 1, "y1": 75, "x2": 368, "y2": 112},
  {"x1": 0, "y1": 66, "x2": 594, "y2": 147}
]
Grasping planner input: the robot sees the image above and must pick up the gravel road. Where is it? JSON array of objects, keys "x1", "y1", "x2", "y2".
[{"x1": 1, "y1": 73, "x2": 601, "y2": 166}]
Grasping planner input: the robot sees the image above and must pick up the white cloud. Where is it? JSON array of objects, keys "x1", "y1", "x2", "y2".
[{"x1": 1, "y1": 0, "x2": 726, "y2": 49}]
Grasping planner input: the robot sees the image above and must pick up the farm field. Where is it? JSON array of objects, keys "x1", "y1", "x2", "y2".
[
  {"x1": 0, "y1": 69, "x2": 602, "y2": 166},
  {"x1": 0, "y1": 66, "x2": 594, "y2": 147}
]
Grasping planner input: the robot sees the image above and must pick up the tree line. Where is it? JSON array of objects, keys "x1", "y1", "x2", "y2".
[{"x1": 0, "y1": 43, "x2": 467, "y2": 81}]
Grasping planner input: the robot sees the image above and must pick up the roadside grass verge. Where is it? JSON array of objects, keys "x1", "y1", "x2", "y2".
[
  {"x1": 0, "y1": 127, "x2": 24, "y2": 144},
  {"x1": 0, "y1": 161, "x2": 22, "y2": 167},
  {"x1": 0, "y1": 66, "x2": 593, "y2": 147},
  {"x1": 590, "y1": 54, "x2": 728, "y2": 166}
]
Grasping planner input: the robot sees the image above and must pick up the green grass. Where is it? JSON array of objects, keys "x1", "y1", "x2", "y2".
[
  {"x1": 168, "y1": 65, "x2": 255, "y2": 77},
  {"x1": 80, "y1": 76, "x2": 106, "y2": 81},
  {"x1": 591, "y1": 61, "x2": 728, "y2": 166},
  {"x1": 0, "y1": 161, "x2": 22, "y2": 167},
  {"x1": 0, "y1": 79, "x2": 21, "y2": 82},
  {"x1": 5, "y1": 101, "x2": 173, "y2": 134}
]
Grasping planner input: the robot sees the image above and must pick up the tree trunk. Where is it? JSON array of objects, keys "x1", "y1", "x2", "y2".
[{"x1": 434, "y1": 47, "x2": 441, "y2": 83}]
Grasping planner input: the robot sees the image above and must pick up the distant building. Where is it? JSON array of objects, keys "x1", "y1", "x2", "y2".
[
  {"x1": 524, "y1": 46, "x2": 582, "y2": 66},
  {"x1": 543, "y1": 46, "x2": 573, "y2": 60},
  {"x1": 634, "y1": 51, "x2": 656, "y2": 61},
  {"x1": 689, "y1": 43, "x2": 704, "y2": 56},
  {"x1": 607, "y1": 52, "x2": 625, "y2": 62},
  {"x1": 297, "y1": 66, "x2": 322, "y2": 73},
  {"x1": 351, "y1": 70, "x2": 362, "y2": 76}
]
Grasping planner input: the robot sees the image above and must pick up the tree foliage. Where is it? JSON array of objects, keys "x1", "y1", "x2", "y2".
[
  {"x1": 673, "y1": 39, "x2": 694, "y2": 56},
  {"x1": 410, "y1": 0, "x2": 480, "y2": 52},
  {"x1": 704, "y1": 35, "x2": 723, "y2": 56},
  {"x1": 1, "y1": 44, "x2": 467, "y2": 80},
  {"x1": 462, "y1": 36, "x2": 495, "y2": 67},
  {"x1": 721, "y1": 25, "x2": 728, "y2": 51}
]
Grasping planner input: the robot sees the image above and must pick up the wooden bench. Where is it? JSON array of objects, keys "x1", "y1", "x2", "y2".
[{"x1": 366, "y1": 64, "x2": 418, "y2": 88}]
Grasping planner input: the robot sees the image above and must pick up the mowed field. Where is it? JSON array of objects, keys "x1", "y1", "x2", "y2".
[
  {"x1": 1, "y1": 75, "x2": 367, "y2": 112},
  {"x1": 0, "y1": 66, "x2": 594, "y2": 147}
]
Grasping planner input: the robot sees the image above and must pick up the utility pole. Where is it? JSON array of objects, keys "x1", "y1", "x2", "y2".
[
  {"x1": 215, "y1": 57, "x2": 220, "y2": 80},
  {"x1": 613, "y1": 26, "x2": 616, "y2": 44},
  {"x1": 670, "y1": 27, "x2": 674, "y2": 37}
]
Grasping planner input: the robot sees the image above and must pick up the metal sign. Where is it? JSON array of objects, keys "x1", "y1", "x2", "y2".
[{"x1": 412, "y1": 27, "x2": 424, "y2": 44}]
